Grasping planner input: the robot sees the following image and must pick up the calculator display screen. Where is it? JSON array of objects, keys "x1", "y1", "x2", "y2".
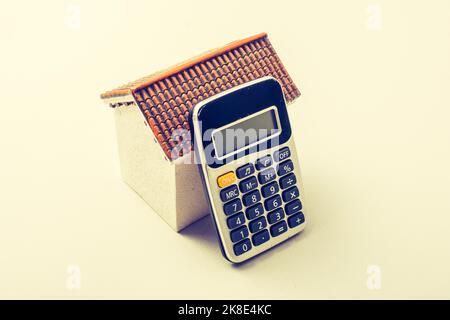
[{"x1": 212, "y1": 108, "x2": 280, "y2": 158}]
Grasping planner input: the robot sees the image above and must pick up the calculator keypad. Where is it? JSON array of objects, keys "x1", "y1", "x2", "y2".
[
  {"x1": 217, "y1": 146, "x2": 305, "y2": 257},
  {"x1": 230, "y1": 226, "x2": 249, "y2": 243},
  {"x1": 279, "y1": 173, "x2": 296, "y2": 189},
  {"x1": 233, "y1": 239, "x2": 252, "y2": 256},
  {"x1": 261, "y1": 181, "x2": 279, "y2": 198},
  {"x1": 252, "y1": 229, "x2": 270, "y2": 246},
  {"x1": 236, "y1": 163, "x2": 254, "y2": 179},
  {"x1": 246, "y1": 203, "x2": 264, "y2": 220},
  {"x1": 227, "y1": 212, "x2": 245, "y2": 229},
  {"x1": 223, "y1": 198, "x2": 242, "y2": 216},
  {"x1": 243, "y1": 190, "x2": 261, "y2": 207},
  {"x1": 282, "y1": 186, "x2": 299, "y2": 202},
  {"x1": 258, "y1": 167, "x2": 276, "y2": 184},
  {"x1": 273, "y1": 147, "x2": 291, "y2": 162},
  {"x1": 220, "y1": 184, "x2": 239, "y2": 202},
  {"x1": 288, "y1": 212, "x2": 305, "y2": 228},
  {"x1": 277, "y1": 160, "x2": 294, "y2": 176},
  {"x1": 285, "y1": 199, "x2": 302, "y2": 215},
  {"x1": 239, "y1": 176, "x2": 258, "y2": 193},
  {"x1": 264, "y1": 195, "x2": 282, "y2": 211},
  {"x1": 249, "y1": 216, "x2": 267, "y2": 233},
  {"x1": 255, "y1": 155, "x2": 272, "y2": 170},
  {"x1": 270, "y1": 221, "x2": 288, "y2": 237},
  {"x1": 267, "y1": 208, "x2": 285, "y2": 224}
]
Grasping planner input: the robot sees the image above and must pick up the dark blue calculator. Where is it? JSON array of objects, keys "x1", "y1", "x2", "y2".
[{"x1": 190, "y1": 77, "x2": 306, "y2": 263}]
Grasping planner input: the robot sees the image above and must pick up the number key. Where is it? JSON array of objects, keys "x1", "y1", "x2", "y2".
[
  {"x1": 249, "y1": 216, "x2": 267, "y2": 233},
  {"x1": 264, "y1": 195, "x2": 282, "y2": 211},
  {"x1": 246, "y1": 203, "x2": 264, "y2": 220},
  {"x1": 223, "y1": 198, "x2": 242, "y2": 215},
  {"x1": 261, "y1": 181, "x2": 279, "y2": 198},
  {"x1": 243, "y1": 189, "x2": 261, "y2": 207},
  {"x1": 230, "y1": 226, "x2": 249, "y2": 243},
  {"x1": 234, "y1": 239, "x2": 252, "y2": 256},
  {"x1": 227, "y1": 212, "x2": 245, "y2": 229},
  {"x1": 267, "y1": 208, "x2": 285, "y2": 224}
]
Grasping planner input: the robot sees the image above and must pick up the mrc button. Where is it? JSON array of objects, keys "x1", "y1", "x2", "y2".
[{"x1": 220, "y1": 185, "x2": 239, "y2": 202}]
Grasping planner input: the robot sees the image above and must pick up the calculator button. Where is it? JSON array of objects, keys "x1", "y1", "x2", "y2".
[
  {"x1": 267, "y1": 208, "x2": 285, "y2": 224},
  {"x1": 246, "y1": 203, "x2": 264, "y2": 220},
  {"x1": 279, "y1": 173, "x2": 296, "y2": 189},
  {"x1": 242, "y1": 189, "x2": 261, "y2": 207},
  {"x1": 270, "y1": 221, "x2": 288, "y2": 237},
  {"x1": 236, "y1": 163, "x2": 255, "y2": 179},
  {"x1": 264, "y1": 195, "x2": 282, "y2": 211},
  {"x1": 234, "y1": 239, "x2": 252, "y2": 256},
  {"x1": 217, "y1": 171, "x2": 237, "y2": 188},
  {"x1": 230, "y1": 226, "x2": 249, "y2": 243},
  {"x1": 285, "y1": 199, "x2": 302, "y2": 215},
  {"x1": 258, "y1": 167, "x2": 276, "y2": 184},
  {"x1": 239, "y1": 176, "x2": 258, "y2": 193},
  {"x1": 277, "y1": 160, "x2": 294, "y2": 176},
  {"x1": 261, "y1": 181, "x2": 279, "y2": 198},
  {"x1": 274, "y1": 147, "x2": 291, "y2": 162},
  {"x1": 227, "y1": 212, "x2": 245, "y2": 229},
  {"x1": 255, "y1": 155, "x2": 272, "y2": 170},
  {"x1": 220, "y1": 185, "x2": 239, "y2": 202},
  {"x1": 288, "y1": 212, "x2": 305, "y2": 228},
  {"x1": 252, "y1": 229, "x2": 270, "y2": 246},
  {"x1": 282, "y1": 186, "x2": 300, "y2": 202},
  {"x1": 223, "y1": 199, "x2": 242, "y2": 216},
  {"x1": 249, "y1": 216, "x2": 267, "y2": 233}
]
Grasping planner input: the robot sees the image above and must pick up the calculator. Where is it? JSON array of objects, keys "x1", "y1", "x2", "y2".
[{"x1": 190, "y1": 76, "x2": 306, "y2": 263}]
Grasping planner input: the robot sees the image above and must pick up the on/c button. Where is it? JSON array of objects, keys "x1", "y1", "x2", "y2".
[{"x1": 217, "y1": 172, "x2": 236, "y2": 188}]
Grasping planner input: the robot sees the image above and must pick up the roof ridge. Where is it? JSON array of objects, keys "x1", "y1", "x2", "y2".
[{"x1": 100, "y1": 33, "x2": 267, "y2": 99}]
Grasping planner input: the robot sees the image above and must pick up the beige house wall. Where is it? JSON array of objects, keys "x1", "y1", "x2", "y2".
[{"x1": 113, "y1": 102, "x2": 209, "y2": 231}]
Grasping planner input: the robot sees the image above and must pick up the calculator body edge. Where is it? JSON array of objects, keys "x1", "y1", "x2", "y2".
[{"x1": 190, "y1": 77, "x2": 306, "y2": 263}]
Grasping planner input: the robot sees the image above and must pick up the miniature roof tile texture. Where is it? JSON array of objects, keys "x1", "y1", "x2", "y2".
[{"x1": 101, "y1": 33, "x2": 300, "y2": 161}]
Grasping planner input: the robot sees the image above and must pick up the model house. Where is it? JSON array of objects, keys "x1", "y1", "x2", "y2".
[{"x1": 100, "y1": 33, "x2": 300, "y2": 231}]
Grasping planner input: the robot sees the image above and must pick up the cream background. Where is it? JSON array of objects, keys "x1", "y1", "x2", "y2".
[{"x1": 1, "y1": 0, "x2": 450, "y2": 299}]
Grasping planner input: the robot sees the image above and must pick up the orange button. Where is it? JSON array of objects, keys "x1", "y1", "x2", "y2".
[{"x1": 217, "y1": 172, "x2": 237, "y2": 188}]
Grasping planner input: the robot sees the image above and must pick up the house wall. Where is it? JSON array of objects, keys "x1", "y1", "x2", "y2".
[
  {"x1": 174, "y1": 153, "x2": 209, "y2": 231},
  {"x1": 113, "y1": 103, "x2": 209, "y2": 231}
]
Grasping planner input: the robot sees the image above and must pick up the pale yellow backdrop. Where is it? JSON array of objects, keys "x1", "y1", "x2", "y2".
[{"x1": 1, "y1": 0, "x2": 449, "y2": 299}]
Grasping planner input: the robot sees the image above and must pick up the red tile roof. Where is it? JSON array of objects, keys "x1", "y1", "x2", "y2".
[{"x1": 101, "y1": 33, "x2": 300, "y2": 160}]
